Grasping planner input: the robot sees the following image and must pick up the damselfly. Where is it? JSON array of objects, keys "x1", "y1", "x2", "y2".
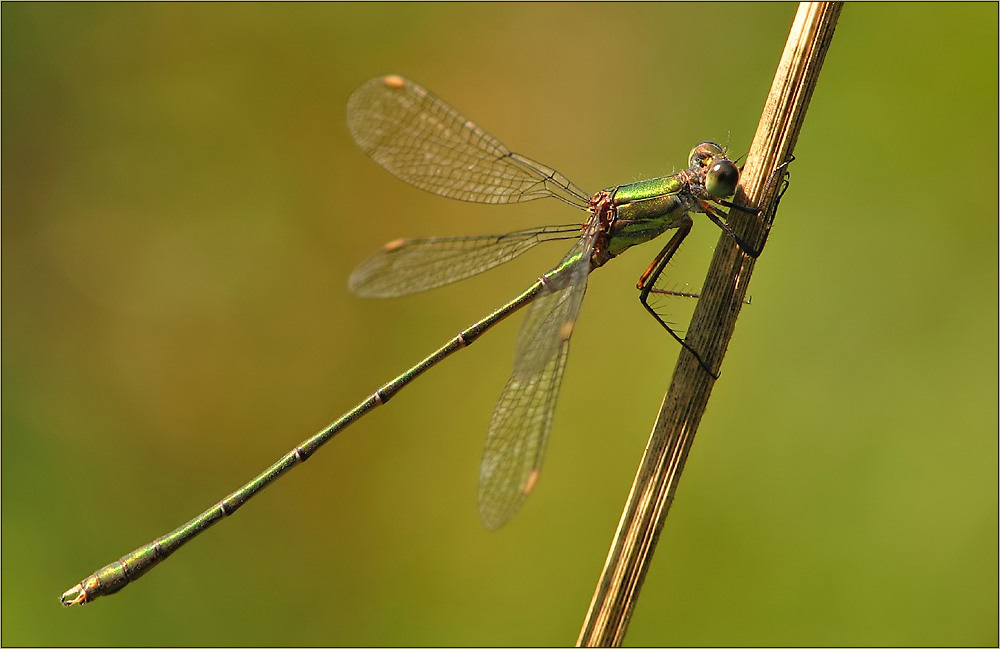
[{"x1": 61, "y1": 75, "x2": 770, "y2": 606}]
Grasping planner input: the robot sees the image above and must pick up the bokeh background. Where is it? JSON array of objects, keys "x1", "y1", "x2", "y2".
[{"x1": 3, "y1": 3, "x2": 996, "y2": 646}]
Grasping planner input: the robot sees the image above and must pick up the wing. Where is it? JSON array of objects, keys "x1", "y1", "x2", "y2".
[
  {"x1": 476, "y1": 222, "x2": 598, "y2": 530},
  {"x1": 348, "y1": 224, "x2": 581, "y2": 298},
  {"x1": 347, "y1": 75, "x2": 591, "y2": 208}
]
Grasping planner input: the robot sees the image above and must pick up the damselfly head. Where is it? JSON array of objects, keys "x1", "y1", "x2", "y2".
[{"x1": 689, "y1": 142, "x2": 739, "y2": 199}]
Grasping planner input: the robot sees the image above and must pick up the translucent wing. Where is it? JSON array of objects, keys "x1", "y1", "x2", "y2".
[
  {"x1": 477, "y1": 223, "x2": 598, "y2": 530},
  {"x1": 348, "y1": 224, "x2": 581, "y2": 298},
  {"x1": 347, "y1": 75, "x2": 591, "y2": 208}
]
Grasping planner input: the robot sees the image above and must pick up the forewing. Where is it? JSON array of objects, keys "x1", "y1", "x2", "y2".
[{"x1": 347, "y1": 76, "x2": 590, "y2": 207}]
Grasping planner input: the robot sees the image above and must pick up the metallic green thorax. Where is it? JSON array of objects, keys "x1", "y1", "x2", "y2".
[{"x1": 602, "y1": 174, "x2": 690, "y2": 259}]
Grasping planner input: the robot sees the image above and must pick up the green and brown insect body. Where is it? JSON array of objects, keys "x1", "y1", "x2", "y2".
[
  {"x1": 60, "y1": 76, "x2": 761, "y2": 607},
  {"x1": 588, "y1": 142, "x2": 740, "y2": 274}
]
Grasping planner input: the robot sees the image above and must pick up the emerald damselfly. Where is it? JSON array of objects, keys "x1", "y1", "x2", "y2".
[{"x1": 61, "y1": 75, "x2": 767, "y2": 606}]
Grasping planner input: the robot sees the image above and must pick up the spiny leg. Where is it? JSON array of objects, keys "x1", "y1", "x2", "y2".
[
  {"x1": 636, "y1": 219, "x2": 718, "y2": 378},
  {"x1": 713, "y1": 155, "x2": 795, "y2": 257},
  {"x1": 701, "y1": 202, "x2": 762, "y2": 258}
]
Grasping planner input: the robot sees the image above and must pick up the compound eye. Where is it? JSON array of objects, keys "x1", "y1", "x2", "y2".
[
  {"x1": 705, "y1": 160, "x2": 739, "y2": 198},
  {"x1": 688, "y1": 141, "x2": 725, "y2": 168}
]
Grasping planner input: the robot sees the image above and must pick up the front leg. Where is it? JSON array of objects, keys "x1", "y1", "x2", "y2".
[{"x1": 711, "y1": 156, "x2": 795, "y2": 258}]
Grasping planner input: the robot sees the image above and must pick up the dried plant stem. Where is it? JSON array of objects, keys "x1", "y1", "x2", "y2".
[{"x1": 576, "y1": 3, "x2": 844, "y2": 646}]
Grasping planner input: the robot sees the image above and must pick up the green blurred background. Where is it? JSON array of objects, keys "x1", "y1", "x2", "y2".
[{"x1": 3, "y1": 3, "x2": 997, "y2": 646}]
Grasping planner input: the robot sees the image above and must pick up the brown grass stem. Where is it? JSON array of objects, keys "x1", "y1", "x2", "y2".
[{"x1": 577, "y1": 3, "x2": 844, "y2": 645}]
